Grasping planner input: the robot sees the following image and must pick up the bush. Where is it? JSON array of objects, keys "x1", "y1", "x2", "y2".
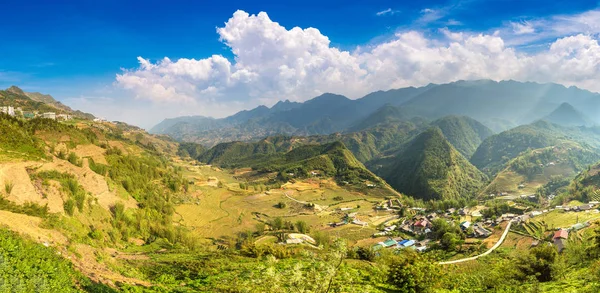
[
  {"x1": 275, "y1": 202, "x2": 287, "y2": 209},
  {"x1": 67, "y1": 152, "x2": 82, "y2": 167},
  {"x1": 4, "y1": 180, "x2": 14, "y2": 195},
  {"x1": 64, "y1": 199, "x2": 75, "y2": 216}
]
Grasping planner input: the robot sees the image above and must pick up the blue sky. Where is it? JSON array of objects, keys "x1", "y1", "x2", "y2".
[{"x1": 2, "y1": 0, "x2": 600, "y2": 128}]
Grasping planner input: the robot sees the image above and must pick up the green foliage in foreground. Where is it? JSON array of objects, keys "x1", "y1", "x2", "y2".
[{"x1": 0, "y1": 229, "x2": 115, "y2": 293}]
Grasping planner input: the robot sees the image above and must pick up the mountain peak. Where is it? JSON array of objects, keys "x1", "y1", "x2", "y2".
[
  {"x1": 543, "y1": 102, "x2": 592, "y2": 127},
  {"x1": 6, "y1": 86, "x2": 25, "y2": 95}
]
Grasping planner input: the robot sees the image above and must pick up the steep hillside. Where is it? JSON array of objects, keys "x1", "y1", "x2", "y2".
[
  {"x1": 483, "y1": 142, "x2": 600, "y2": 196},
  {"x1": 542, "y1": 102, "x2": 593, "y2": 127},
  {"x1": 431, "y1": 115, "x2": 494, "y2": 159},
  {"x1": 471, "y1": 120, "x2": 600, "y2": 174},
  {"x1": 376, "y1": 127, "x2": 488, "y2": 201}
]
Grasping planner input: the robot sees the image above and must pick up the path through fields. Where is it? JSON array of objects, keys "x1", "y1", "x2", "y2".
[{"x1": 439, "y1": 220, "x2": 513, "y2": 265}]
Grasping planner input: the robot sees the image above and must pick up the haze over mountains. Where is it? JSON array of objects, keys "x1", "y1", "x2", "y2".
[{"x1": 151, "y1": 80, "x2": 600, "y2": 146}]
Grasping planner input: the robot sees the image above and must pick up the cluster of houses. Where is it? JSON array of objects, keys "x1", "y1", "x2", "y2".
[
  {"x1": 0, "y1": 106, "x2": 16, "y2": 116},
  {"x1": 0, "y1": 106, "x2": 72, "y2": 121}
]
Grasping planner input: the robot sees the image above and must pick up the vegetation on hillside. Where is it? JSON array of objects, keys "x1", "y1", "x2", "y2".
[{"x1": 378, "y1": 127, "x2": 488, "y2": 201}]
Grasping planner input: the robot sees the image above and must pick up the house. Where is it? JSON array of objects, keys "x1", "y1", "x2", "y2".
[
  {"x1": 570, "y1": 223, "x2": 588, "y2": 232},
  {"x1": 458, "y1": 208, "x2": 468, "y2": 216},
  {"x1": 0, "y1": 106, "x2": 15, "y2": 116},
  {"x1": 384, "y1": 225, "x2": 397, "y2": 232},
  {"x1": 530, "y1": 211, "x2": 542, "y2": 217},
  {"x1": 577, "y1": 204, "x2": 593, "y2": 211},
  {"x1": 553, "y1": 229, "x2": 568, "y2": 241},
  {"x1": 397, "y1": 239, "x2": 416, "y2": 248},
  {"x1": 460, "y1": 221, "x2": 471, "y2": 231},
  {"x1": 23, "y1": 112, "x2": 35, "y2": 119},
  {"x1": 42, "y1": 112, "x2": 56, "y2": 120},
  {"x1": 553, "y1": 229, "x2": 569, "y2": 252},
  {"x1": 473, "y1": 225, "x2": 492, "y2": 238},
  {"x1": 413, "y1": 218, "x2": 432, "y2": 234},
  {"x1": 381, "y1": 239, "x2": 397, "y2": 248},
  {"x1": 56, "y1": 114, "x2": 72, "y2": 120}
]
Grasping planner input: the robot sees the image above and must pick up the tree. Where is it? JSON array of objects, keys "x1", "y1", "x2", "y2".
[
  {"x1": 440, "y1": 232, "x2": 462, "y2": 251},
  {"x1": 516, "y1": 245, "x2": 558, "y2": 282},
  {"x1": 270, "y1": 217, "x2": 284, "y2": 230},
  {"x1": 388, "y1": 251, "x2": 442, "y2": 293},
  {"x1": 295, "y1": 220, "x2": 309, "y2": 233}
]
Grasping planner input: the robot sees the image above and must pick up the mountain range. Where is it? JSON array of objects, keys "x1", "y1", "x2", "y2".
[{"x1": 151, "y1": 80, "x2": 600, "y2": 146}]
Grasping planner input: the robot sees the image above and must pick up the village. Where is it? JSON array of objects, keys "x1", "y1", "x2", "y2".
[
  {"x1": 311, "y1": 198, "x2": 600, "y2": 254},
  {"x1": 0, "y1": 105, "x2": 73, "y2": 120}
]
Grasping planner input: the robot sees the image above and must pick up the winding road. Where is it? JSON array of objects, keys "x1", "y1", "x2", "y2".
[{"x1": 439, "y1": 220, "x2": 514, "y2": 265}]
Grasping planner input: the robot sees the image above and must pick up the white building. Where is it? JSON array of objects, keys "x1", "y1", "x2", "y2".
[
  {"x1": 42, "y1": 112, "x2": 56, "y2": 120},
  {"x1": 56, "y1": 114, "x2": 72, "y2": 120},
  {"x1": 0, "y1": 106, "x2": 15, "y2": 116}
]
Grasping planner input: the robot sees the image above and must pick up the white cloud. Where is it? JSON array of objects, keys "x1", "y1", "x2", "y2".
[
  {"x1": 511, "y1": 21, "x2": 535, "y2": 34},
  {"x1": 376, "y1": 8, "x2": 399, "y2": 16},
  {"x1": 115, "y1": 10, "x2": 600, "y2": 121}
]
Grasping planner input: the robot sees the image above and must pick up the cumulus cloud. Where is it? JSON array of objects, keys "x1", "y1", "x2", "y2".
[{"x1": 115, "y1": 10, "x2": 600, "y2": 118}]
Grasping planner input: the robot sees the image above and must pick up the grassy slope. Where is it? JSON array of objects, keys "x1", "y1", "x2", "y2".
[{"x1": 377, "y1": 127, "x2": 487, "y2": 201}]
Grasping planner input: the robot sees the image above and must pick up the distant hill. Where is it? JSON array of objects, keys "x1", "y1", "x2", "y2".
[
  {"x1": 542, "y1": 102, "x2": 593, "y2": 127},
  {"x1": 431, "y1": 115, "x2": 494, "y2": 159},
  {"x1": 197, "y1": 139, "x2": 391, "y2": 188},
  {"x1": 482, "y1": 142, "x2": 600, "y2": 196},
  {"x1": 348, "y1": 104, "x2": 412, "y2": 132},
  {"x1": 152, "y1": 80, "x2": 600, "y2": 146},
  {"x1": 375, "y1": 127, "x2": 488, "y2": 201},
  {"x1": 471, "y1": 120, "x2": 600, "y2": 175},
  {"x1": 401, "y1": 80, "x2": 600, "y2": 128}
]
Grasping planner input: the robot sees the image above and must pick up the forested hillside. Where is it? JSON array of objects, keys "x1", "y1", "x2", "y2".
[{"x1": 376, "y1": 127, "x2": 488, "y2": 201}]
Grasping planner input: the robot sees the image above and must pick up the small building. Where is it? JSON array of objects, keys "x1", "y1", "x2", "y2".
[
  {"x1": 0, "y1": 106, "x2": 15, "y2": 116},
  {"x1": 23, "y1": 112, "x2": 35, "y2": 119},
  {"x1": 56, "y1": 114, "x2": 72, "y2": 120},
  {"x1": 553, "y1": 229, "x2": 568, "y2": 241},
  {"x1": 553, "y1": 229, "x2": 569, "y2": 252},
  {"x1": 42, "y1": 112, "x2": 56, "y2": 120},
  {"x1": 384, "y1": 225, "x2": 397, "y2": 232},
  {"x1": 397, "y1": 239, "x2": 416, "y2": 248},
  {"x1": 530, "y1": 211, "x2": 542, "y2": 217},
  {"x1": 460, "y1": 221, "x2": 471, "y2": 231},
  {"x1": 473, "y1": 225, "x2": 492, "y2": 238},
  {"x1": 381, "y1": 239, "x2": 397, "y2": 248},
  {"x1": 570, "y1": 223, "x2": 588, "y2": 232},
  {"x1": 413, "y1": 218, "x2": 432, "y2": 234}
]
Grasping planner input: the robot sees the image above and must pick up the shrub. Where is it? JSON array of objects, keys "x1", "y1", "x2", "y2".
[
  {"x1": 4, "y1": 180, "x2": 14, "y2": 195},
  {"x1": 275, "y1": 202, "x2": 287, "y2": 209},
  {"x1": 64, "y1": 199, "x2": 75, "y2": 216},
  {"x1": 67, "y1": 152, "x2": 82, "y2": 167}
]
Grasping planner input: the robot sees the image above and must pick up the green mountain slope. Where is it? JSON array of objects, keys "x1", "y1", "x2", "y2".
[
  {"x1": 377, "y1": 127, "x2": 488, "y2": 201},
  {"x1": 482, "y1": 142, "x2": 600, "y2": 196},
  {"x1": 431, "y1": 115, "x2": 494, "y2": 158},
  {"x1": 471, "y1": 120, "x2": 600, "y2": 175}
]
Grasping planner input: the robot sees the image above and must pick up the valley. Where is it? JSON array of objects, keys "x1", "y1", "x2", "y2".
[{"x1": 4, "y1": 81, "x2": 600, "y2": 292}]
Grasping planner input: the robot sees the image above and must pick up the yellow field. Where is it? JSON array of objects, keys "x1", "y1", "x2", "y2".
[
  {"x1": 535, "y1": 210, "x2": 600, "y2": 229},
  {"x1": 173, "y1": 161, "x2": 398, "y2": 243}
]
